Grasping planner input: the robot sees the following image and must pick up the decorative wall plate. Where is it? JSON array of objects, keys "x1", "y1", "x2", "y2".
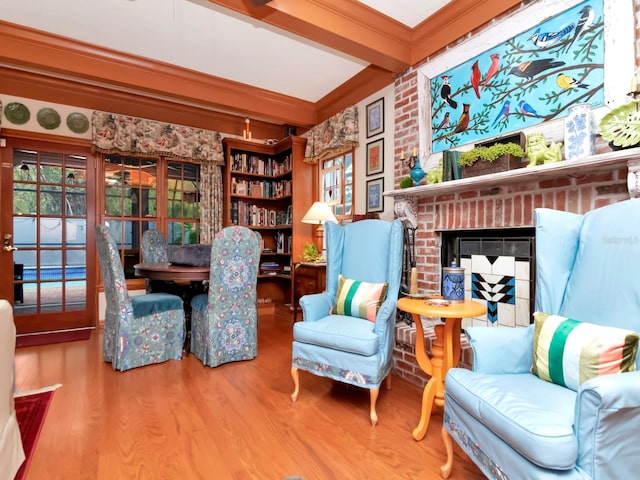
[
  {"x1": 37, "y1": 107, "x2": 61, "y2": 130},
  {"x1": 598, "y1": 100, "x2": 640, "y2": 149},
  {"x1": 66, "y1": 112, "x2": 90, "y2": 134},
  {"x1": 4, "y1": 102, "x2": 31, "y2": 125}
]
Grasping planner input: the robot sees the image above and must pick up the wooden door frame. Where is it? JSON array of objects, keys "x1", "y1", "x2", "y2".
[{"x1": 0, "y1": 130, "x2": 98, "y2": 332}]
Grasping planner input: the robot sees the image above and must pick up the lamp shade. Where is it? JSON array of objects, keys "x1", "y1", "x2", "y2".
[{"x1": 301, "y1": 202, "x2": 338, "y2": 225}]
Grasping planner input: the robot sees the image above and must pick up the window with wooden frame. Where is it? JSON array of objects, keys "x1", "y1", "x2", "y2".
[
  {"x1": 320, "y1": 148, "x2": 353, "y2": 222},
  {"x1": 101, "y1": 154, "x2": 200, "y2": 278}
]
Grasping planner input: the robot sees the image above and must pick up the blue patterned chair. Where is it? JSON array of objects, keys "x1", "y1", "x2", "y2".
[
  {"x1": 189, "y1": 226, "x2": 261, "y2": 367},
  {"x1": 96, "y1": 225, "x2": 185, "y2": 371},
  {"x1": 141, "y1": 229, "x2": 172, "y2": 294},
  {"x1": 291, "y1": 219, "x2": 403, "y2": 425},
  {"x1": 441, "y1": 199, "x2": 640, "y2": 479},
  {"x1": 141, "y1": 229, "x2": 170, "y2": 263}
]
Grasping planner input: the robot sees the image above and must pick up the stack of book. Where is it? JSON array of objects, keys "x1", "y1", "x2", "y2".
[{"x1": 260, "y1": 262, "x2": 280, "y2": 275}]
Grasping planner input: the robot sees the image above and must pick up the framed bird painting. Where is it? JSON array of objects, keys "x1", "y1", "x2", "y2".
[{"x1": 429, "y1": 0, "x2": 604, "y2": 154}]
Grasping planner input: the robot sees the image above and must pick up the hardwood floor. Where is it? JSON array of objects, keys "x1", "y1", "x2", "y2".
[{"x1": 14, "y1": 310, "x2": 485, "y2": 480}]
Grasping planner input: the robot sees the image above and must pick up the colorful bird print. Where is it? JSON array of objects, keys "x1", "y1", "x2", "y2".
[
  {"x1": 471, "y1": 60, "x2": 481, "y2": 99},
  {"x1": 482, "y1": 54, "x2": 500, "y2": 89},
  {"x1": 440, "y1": 75, "x2": 458, "y2": 109},
  {"x1": 557, "y1": 73, "x2": 589, "y2": 90},
  {"x1": 452, "y1": 104, "x2": 471, "y2": 135},
  {"x1": 509, "y1": 59, "x2": 565, "y2": 79},
  {"x1": 518, "y1": 100, "x2": 540, "y2": 118},
  {"x1": 492, "y1": 100, "x2": 510, "y2": 127},
  {"x1": 435, "y1": 112, "x2": 450, "y2": 130},
  {"x1": 530, "y1": 23, "x2": 575, "y2": 48},
  {"x1": 566, "y1": 6, "x2": 595, "y2": 51}
]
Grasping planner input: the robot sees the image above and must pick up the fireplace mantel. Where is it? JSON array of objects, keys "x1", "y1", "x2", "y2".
[
  {"x1": 385, "y1": 148, "x2": 640, "y2": 228},
  {"x1": 385, "y1": 148, "x2": 640, "y2": 199}
]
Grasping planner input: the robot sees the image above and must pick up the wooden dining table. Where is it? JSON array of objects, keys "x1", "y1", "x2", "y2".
[{"x1": 133, "y1": 262, "x2": 210, "y2": 282}]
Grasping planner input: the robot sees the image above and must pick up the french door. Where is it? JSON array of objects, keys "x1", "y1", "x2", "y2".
[{"x1": 0, "y1": 138, "x2": 96, "y2": 334}]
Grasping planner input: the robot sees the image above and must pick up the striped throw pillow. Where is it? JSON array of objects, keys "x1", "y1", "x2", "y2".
[
  {"x1": 532, "y1": 312, "x2": 639, "y2": 391},
  {"x1": 332, "y1": 275, "x2": 388, "y2": 322}
]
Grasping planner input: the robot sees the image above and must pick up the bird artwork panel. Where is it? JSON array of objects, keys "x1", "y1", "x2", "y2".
[{"x1": 430, "y1": 0, "x2": 604, "y2": 154}]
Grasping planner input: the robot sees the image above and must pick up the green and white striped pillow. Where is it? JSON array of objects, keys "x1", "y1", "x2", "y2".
[
  {"x1": 532, "y1": 312, "x2": 639, "y2": 391},
  {"x1": 332, "y1": 274, "x2": 388, "y2": 322}
]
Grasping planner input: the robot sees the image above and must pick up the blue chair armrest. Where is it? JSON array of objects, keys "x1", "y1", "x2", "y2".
[
  {"x1": 466, "y1": 325, "x2": 533, "y2": 374},
  {"x1": 575, "y1": 371, "x2": 640, "y2": 477},
  {"x1": 299, "y1": 292, "x2": 333, "y2": 322}
]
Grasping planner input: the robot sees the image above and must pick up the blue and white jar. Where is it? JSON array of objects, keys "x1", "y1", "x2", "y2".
[
  {"x1": 564, "y1": 102, "x2": 595, "y2": 161},
  {"x1": 442, "y1": 261, "x2": 465, "y2": 303}
]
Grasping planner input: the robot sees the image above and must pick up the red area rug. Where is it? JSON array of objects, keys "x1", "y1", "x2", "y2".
[
  {"x1": 16, "y1": 328, "x2": 92, "y2": 348},
  {"x1": 14, "y1": 388, "x2": 57, "y2": 480}
]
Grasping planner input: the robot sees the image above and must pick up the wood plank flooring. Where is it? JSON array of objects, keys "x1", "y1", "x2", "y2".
[{"x1": 14, "y1": 310, "x2": 485, "y2": 480}]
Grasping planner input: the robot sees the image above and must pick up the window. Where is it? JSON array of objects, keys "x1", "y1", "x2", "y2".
[
  {"x1": 101, "y1": 155, "x2": 200, "y2": 278},
  {"x1": 320, "y1": 149, "x2": 353, "y2": 222}
]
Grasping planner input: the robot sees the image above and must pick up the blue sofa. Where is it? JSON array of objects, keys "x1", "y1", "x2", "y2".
[{"x1": 441, "y1": 199, "x2": 640, "y2": 479}]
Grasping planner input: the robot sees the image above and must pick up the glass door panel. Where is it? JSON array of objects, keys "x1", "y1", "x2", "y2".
[{"x1": 0, "y1": 139, "x2": 95, "y2": 333}]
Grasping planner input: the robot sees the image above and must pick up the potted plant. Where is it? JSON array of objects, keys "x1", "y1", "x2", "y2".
[{"x1": 458, "y1": 141, "x2": 526, "y2": 178}]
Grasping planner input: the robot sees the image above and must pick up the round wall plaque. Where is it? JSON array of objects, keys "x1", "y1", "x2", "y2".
[
  {"x1": 66, "y1": 112, "x2": 90, "y2": 134},
  {"x1": 37, "y1": 107, "x2": 62, "y2": 130},
  {"x1": 4, "y1": 102, "x2": 31, "y2": 125}
]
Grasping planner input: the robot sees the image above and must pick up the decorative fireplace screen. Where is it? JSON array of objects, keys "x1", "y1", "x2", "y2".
[{"x1": 442, "y1": 228, "x2": 535, "y2": 328}]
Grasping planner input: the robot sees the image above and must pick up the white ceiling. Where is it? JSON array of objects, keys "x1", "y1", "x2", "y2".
[{"x1": 0, "y1": 0, "x2": 451, "y2": 104}]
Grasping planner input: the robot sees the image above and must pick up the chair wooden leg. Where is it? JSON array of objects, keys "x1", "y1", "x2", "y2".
[
  {"x1": 440, "y1": 426, "x2": 453, "y2": 478},
  {"x1": 291, "y1": 366, "x2": 300, "y2": 402},
  {"x1": 369, "y1": 387, "x2": 379, "y2": 426}
]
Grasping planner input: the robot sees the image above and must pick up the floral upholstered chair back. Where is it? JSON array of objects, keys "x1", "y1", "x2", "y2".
[
  {"x1": 141, "y1": 229, "x2": 169, "y2": 263},
  {"x1": 95, "y1": 224, "x2": 185, "y2": 371},
  {"x1": 189, "y1": 226, "x2": 262, "y2": 367}
]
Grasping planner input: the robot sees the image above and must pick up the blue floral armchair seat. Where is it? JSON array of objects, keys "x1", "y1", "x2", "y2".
[
  {"x1": 189, "y1": 226, "x2": 261, "y2": 367},
  {"x1": 441, "y1": 199, "x2": 640, "y2": 479},
  {"x1": 291, "y1": 219, "x2": 403, "y2": 425},
  {"x1": 96, "y1": 225, "x2": 185, "y2": 371}
]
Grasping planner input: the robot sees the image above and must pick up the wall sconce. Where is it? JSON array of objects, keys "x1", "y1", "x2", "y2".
[{"x1": 301, "y1": 201, "x2": 338, "y2": 256}]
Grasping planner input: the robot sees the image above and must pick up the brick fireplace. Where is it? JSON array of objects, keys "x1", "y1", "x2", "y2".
[{"x1": 387, "y1": 149, "x2": 640, "y2": 388}]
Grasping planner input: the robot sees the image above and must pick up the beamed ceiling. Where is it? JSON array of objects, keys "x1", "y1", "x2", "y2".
[{"x1": 0, "y1": 0, "x2": 521, "y2": 138}]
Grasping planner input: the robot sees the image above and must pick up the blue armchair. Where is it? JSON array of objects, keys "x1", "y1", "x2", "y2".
[
  {"x1": 441, "y1": 199, "x2": 640, "y2": 479},
  {"x1": 96, "y1": 225, "x2": 185, "y2": 371},
  {"x1": 190, "y1": 226, "x2": 261, "y2": 367},
  {"x1": 291, "y1": 219, "x2": 403, "y2": 425}
]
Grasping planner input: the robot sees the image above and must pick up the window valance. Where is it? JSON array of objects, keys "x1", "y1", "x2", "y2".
[
  {"x1": 302, "y1": 105, "x2": 359, "y2": 164},
  {"x1": 91, "y1": 111, "x2": 224, "y2": 164}
]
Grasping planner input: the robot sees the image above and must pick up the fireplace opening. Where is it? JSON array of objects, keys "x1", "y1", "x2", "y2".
[{"x1": 441, "y1": 227, "x2": 535, "y2": 328}]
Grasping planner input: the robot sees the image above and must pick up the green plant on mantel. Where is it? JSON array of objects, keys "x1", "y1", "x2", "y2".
[{"x1": 458, "y1": 142, "x2": 525, "y2": 167}]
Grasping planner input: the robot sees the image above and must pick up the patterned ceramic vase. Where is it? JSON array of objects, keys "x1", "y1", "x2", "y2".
[
  {"x1": 442, "y1": 261, "x2": 465, "y2": 303},
  {"x1": 564, "y1": 102, "x2": 595, "y2": 161}
]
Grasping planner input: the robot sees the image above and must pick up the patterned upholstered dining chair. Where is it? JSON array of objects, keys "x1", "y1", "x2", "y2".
[
  {"x1": 141, "y1": 229, "x2": 169, "y2": 263},
  {"x1": 96, "y1": 225, "x2": 185, "y2": 371},
  {"x1": 190, "y1": 225, "x2": 261, "y2": 367},
  {"x1": 140, "y1": 228, "x2": 189, "y2": 296}
]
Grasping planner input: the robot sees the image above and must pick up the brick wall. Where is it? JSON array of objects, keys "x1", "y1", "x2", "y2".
[{"x1": 391, "y1": 0, "x2": 640, "y2": 388}]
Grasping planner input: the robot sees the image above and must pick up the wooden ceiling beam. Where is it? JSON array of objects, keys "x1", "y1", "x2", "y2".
[{"x1": 209, "y1": 0, "x2": 412, "y2": 73}]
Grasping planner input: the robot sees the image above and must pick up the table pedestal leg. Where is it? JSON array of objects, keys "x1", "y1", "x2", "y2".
[{"x1": 413, "y1": 317, "x2": 462, "y2": 440}]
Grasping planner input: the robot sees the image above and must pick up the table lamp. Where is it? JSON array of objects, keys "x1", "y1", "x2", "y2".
[{"x1": 301, "y1": 201, "x2": 338, "y2": 257}]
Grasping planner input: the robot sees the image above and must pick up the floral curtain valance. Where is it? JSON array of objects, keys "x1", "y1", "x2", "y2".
[
  {"x1": 302, "y1": 105, "x2": 359, "y2": 164},
  {"x1": 91, "y1": 111, "x2": 224, "y2": 164}
]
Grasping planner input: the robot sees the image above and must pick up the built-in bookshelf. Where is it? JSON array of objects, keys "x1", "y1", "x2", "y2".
[{"x1": 223, "y1": 135, "x2": 315, "y2": 312}]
